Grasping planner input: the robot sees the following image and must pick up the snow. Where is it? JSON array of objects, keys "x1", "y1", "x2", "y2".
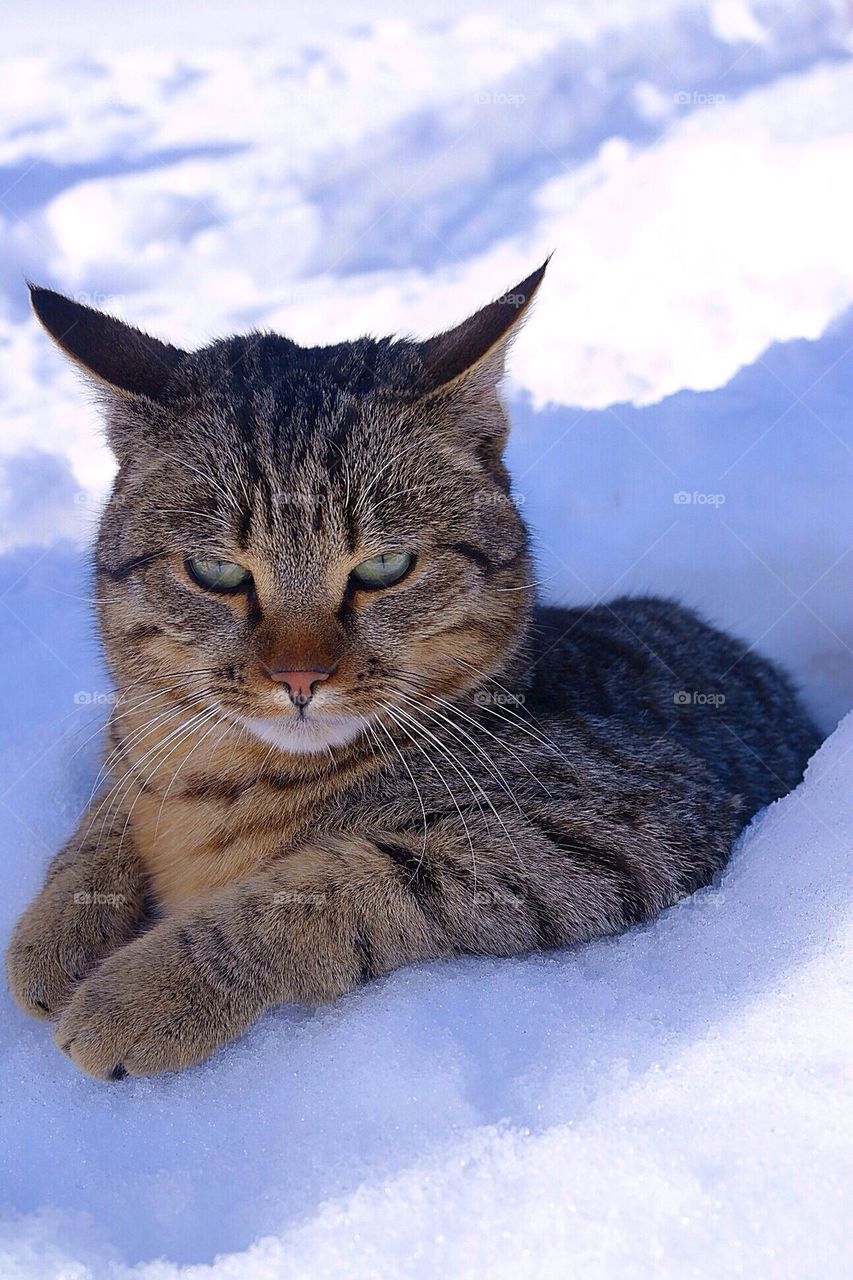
[{"x1": 0, "y1": 1, "x2": 851, "y2": 1275}]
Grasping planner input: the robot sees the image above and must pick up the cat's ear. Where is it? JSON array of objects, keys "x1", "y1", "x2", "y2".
[
  {"x1": 413, "y1": 257, "x2": 549, "y2": 397},
  {"x1": 28, "y1": 285, "x2": 186, "y2": 400}
]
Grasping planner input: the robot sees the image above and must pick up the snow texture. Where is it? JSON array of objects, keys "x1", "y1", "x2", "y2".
[{"x1": 0, "y1": 2, "x2": 851, "y2": 1275}]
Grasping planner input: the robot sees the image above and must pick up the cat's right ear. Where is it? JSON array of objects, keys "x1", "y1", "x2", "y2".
[
  {"x1": 412, "y1": 258, "x2": 549, "y2": 398},
  {"x1": 28, "y1": 286, "x2": 186, "y2": 402}
]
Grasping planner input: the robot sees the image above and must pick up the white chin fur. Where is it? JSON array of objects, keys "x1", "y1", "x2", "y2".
[{"x1": 237, "y1": 712, "x2": 367, "y2": 755}]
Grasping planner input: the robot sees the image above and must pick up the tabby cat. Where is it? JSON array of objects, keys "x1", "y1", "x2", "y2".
[{"x1": 7, "y1": 262, "x2": 819, "y2": 1079}]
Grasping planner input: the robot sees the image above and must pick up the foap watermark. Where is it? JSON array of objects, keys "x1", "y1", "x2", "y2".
[
  {"x1": 673, "y1": 490, "x2": 726, "y2": 507},
  {"x1": 272, "y1": 889, "x2": 328, "y2": 907},
  {"x1": 270, "y1": 291, "x2": 306, "y2": 308},
  {"x1": 673, "y1": 90, "x2": 726, "y2": 107},
  {"x1": 273, "y1": 491, "x2": 316, "y2": 509},
  {"x1": 473, "y1": 690, "x2": 526, "y2": 709},
  {"x1": 673, "y1": 690, "x2": 726, "y2": 709},
  {"x1": 473, "y1": 490, "x2": 526, "y2": 509},
  {"x1": 472, "y1": 888, "x2": 526, "y2": 911},
  {"x1": 74, "y1": 690, "x2": 117, "y2": 706},
  {"x1": 73, "y1": 291, "x2": 126, "y2": 310},
  {"x1": 74, "y1": 891, "x2": 126, "y2": 907},
  {"x1": 474, "y1": 91, "x2": 526, "y2": 108}
]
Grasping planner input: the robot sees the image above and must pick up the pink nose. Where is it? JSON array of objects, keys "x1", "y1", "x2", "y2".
[{"x1": 262, "y1": 667, "x2": 331, "y2": 707}]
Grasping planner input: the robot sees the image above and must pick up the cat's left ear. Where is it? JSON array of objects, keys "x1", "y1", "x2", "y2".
[
  {"x1": 413, "y1": 257, "x2": 549, "y2": 399},
  {"x1": 28, "y1": 285, "x2": 186, "y2": 400}
]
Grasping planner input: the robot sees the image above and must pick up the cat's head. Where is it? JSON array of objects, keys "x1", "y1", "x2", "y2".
[{"x1": 31, "y1": 264, "x2": 547, "y2": 756}]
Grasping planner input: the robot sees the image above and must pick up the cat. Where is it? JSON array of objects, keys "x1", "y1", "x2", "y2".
[{"x1": 7, "y1": 261, "x2": 820, "y2": 1079}]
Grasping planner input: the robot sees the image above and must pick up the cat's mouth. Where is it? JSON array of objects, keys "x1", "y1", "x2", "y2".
[{"x1": 234, "y1": 710, "x2": 369, "y2": 755}]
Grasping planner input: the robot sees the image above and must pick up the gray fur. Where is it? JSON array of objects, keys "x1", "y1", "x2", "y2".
[{"x1": 7, "y1": 266, "x2": 820, "y2": 1077}]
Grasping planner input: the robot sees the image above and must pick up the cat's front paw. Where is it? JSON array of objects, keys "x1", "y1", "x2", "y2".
[
  {"x1": 7, "y1": 873, "x2": 141, "y2": 1018},
  {"x1": 52, "y1": 926, "x2": 243, "y2": 1079}
]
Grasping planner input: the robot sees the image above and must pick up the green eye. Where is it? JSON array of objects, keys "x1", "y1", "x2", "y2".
[
  {"x1": 351, "y1": 551, "x2": 413, "y2": 589},
  {"x1": 186, "y1": 556, "x2": 252, "y2": 592}
]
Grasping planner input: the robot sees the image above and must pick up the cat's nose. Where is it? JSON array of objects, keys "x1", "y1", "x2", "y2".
[{"x1": 261, "y1": 666, "x2": 331, "y2": 707}]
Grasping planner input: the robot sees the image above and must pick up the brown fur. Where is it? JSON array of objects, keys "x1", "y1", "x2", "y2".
[{"x1": 7, "y1": 263, "x2": 819, "y2": 1078}]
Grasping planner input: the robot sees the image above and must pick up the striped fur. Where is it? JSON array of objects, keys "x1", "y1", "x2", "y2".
[{"x1": 7, "y1": 265, "x2": 819, "y2": 1077}]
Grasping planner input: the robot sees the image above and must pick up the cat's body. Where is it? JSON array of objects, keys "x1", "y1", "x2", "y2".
[{"x1": 7, "y1": 264, "x2": 819, "y2": 1078}]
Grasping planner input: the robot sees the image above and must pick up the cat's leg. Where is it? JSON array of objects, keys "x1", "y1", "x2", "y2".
[
  {"x1": 6, "y1": 793, "x2": 149, "y2": 1018},
  {"x1": 53, "y1": 789, "x2": 739, "y2": 1079},
  {"x1": 53, "y1": 835, "x2": 447, "y2": 1078}
]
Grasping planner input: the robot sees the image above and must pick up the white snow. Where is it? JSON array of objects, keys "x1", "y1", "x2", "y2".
[{"x1": 0, "y1": 1, "x2": 851, "y2": 1276}]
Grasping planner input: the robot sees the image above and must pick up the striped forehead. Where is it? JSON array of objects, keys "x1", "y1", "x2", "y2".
[
  {"x1": 237, "y1": 446, "x2": 358, "y2": 559},
  {"x1": 167, "y1": 346, "x2": 426, "y2": 567},
  {"x1": 223, "y1": 396, "x2": 413, "y2": 551}
]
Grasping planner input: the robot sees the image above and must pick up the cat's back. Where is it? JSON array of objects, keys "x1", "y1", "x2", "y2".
[{"x1": 526, "y1": 596, "x2": 821, "y2": 814}]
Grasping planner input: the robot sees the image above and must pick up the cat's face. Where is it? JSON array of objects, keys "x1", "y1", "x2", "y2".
[{"x1": 32, "y1": 266, "x2": 546, "y2": 755}]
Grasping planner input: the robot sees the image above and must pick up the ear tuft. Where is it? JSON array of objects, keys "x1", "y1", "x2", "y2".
[
  {"x1": 28, "y1": 285, "x2": 186, "y2": 399},
  {"x1": 414, "y1": 257, "x2": 550, "y2": 395}
]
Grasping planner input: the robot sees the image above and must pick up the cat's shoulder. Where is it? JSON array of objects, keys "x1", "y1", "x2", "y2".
[{"x1": 531, "y1": 593, "x2": 715, "y2": 650}]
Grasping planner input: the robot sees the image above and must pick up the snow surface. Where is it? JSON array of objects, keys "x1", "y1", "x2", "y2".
[{"x1": 0, "y1": 1, "x2": 851, "y2": 1276}]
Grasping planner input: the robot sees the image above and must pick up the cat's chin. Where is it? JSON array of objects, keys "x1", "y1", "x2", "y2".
[{"x1": 235, "y1": 712, "x2": 367, "y2": 756}]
